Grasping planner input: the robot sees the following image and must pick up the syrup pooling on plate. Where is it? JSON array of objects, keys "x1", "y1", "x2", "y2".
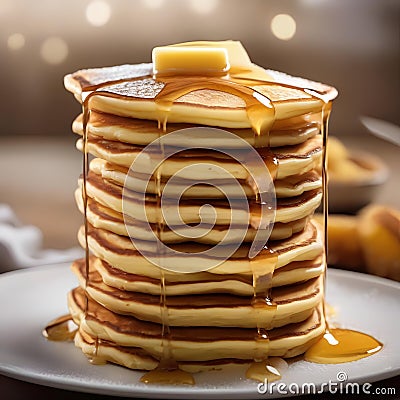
[
  {"x1": 140, "y1": 365, "x2": 195, "y2": 385},
  {"x1": 43, "y1": 314, "x2": 77, "y2": 341},
  {"x1": 304, "y1": 328, "x2": 383, "y2": 364},
  {"x1": 246, "y1": 357, "x2": 288, "y2": 383}
]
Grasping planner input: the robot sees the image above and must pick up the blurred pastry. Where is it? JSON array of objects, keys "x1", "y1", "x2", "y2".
[
  {"x1": 358, "y1": 204, "x2": 400, "y2": 281},
  {"x1": 327, "y1": 137, "x2": 373, "y2": 182},
  {"x1": 318, "y1": 204, "x2": 400, "y2": 281},
  {"x1": 314, "y1": 214, "x2": 364, "y2": 271}
]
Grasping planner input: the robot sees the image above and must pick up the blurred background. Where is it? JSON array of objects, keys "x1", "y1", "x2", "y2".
[{"x1": 0, "y1": 0, "x2": 399, "y2": 250}]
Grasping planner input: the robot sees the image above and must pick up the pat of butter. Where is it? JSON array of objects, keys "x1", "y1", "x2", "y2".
[
  {"x1": 152, "y1": 46, "x2": 230, "y2": 75},
  {"x1": 152, "y1": 40, "x2": 274, "y2": 82},
  {"x1": 171, "y1": 40, "x2": 253, "y2": 71}
]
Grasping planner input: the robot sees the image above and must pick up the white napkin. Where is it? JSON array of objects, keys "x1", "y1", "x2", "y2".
[{"x1": 0, "y1": 204, "x2": 83, "y2": 273}]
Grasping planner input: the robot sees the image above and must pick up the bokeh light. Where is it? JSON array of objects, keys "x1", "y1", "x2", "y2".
[
  {"x1": 140, "y1": 0, "x2": 165, "y2": 9},
  {"x1": 189, "y1": 0, "x2": 219, "y2": 15},
  {"x1": 7, "y1": 33, "x2": 25, "y2": 51},
  {"x1": 270, "y1": 14, "x2": 297, "y2": 41},
  {"x1": 40, "y1": 37, "x2": 69, "y2": 65},
  {"x1": 86, "y1": 0, "x2": 111, "y2": 27}
]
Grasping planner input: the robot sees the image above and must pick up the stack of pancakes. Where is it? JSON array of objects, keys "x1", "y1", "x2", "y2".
[{"x1": 64, "y1": 52, "x2": 337, "y2": 374}]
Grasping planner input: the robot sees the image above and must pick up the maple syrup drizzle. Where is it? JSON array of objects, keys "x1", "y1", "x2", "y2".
[
  {"x1": 139, "y1": 269, "x2": 194, "y2": 385},
  {"x1": 321, "y1": 101, "x2": 330, "y2": 316},
  {"x1": 140, "y1": 120, "x2": 195, "y2": 385},
  {"x1": 88, "y1": 337, "x2": 107, "y2": 365},
  {"x1": 245, "y1": 105, "x2": 278, "y2": 381},
  {"x1": 75, "y1": 89, "x2": 112, "y2": 361},
  {"x1": 303, "y1": 102, "x2": 383, "y2": 364},
  {"x1": 153, "y1": 76, "x2": 275, "y2": 137},
  {"x1": 42, "y1": 89, "x2": 95, "y2": 345},
  {"x1": 82, "y1": 93, "x2": 92, "y2": 313},
  {"x1": 246, "y1": 250, "x2": 279, "y2": 382},
  {"x1": 44, "y1": 88, "x2": 132, "y2": 358}
]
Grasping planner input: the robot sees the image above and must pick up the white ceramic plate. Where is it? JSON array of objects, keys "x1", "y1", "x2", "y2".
[{"x1": 0, "y1": 264, "x2": 399, "y2": 399}]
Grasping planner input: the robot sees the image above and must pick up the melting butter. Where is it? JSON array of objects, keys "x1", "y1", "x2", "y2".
[
  {"x1": 171, "y1": 40, "x2": 252, "y2": 70},
  {"x1": 152, "y1": 46, "x2": 229, "y2": 76},
  {"x1": 154, "y1": 40, "x2": 274, "y2": 82}
]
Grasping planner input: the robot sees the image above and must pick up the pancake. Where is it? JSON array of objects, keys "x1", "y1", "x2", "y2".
[
  {"x1": 75, "y1": 193, "x2": 308, "y2": 242},
  {"x1": 68, "y1": 287, "x2": 326, "y2": 363},
  {"x1": 86, "y1": 78, "x2": 321, "y2": 128},
  {"x1": 73, "y1": 327, "x2": 318, "y2": 373},
  {"x1": 74, "y1": 327, "x2": 303, "y2": 373},
  {"x1": 79, "y1": 171, "x2": 322, "y2": 226},
  {"x1": 77, "y1": 220, "x2": 323, "y2": 277},
  {"x1": 76, "y1": 134, "x2": 323, "y2": 180},
  {"x1": 92, "y1": 256, "x2": 324, "y2": 295},
  {"x1": 64, "y1": 64, "x2": 337, "y2": 128},
  {"x1": 71, "y1": 258, "x2": 323, "y2": 328},
  {"x1": 89, "y1": 157, "x2": 322, "y2": 199},
  {"x1": 72, "y1": 111, "x2": 320, "y2": 148},
  {"x1": 64, "y1": 63, "x2": 153, "y2": 97}
]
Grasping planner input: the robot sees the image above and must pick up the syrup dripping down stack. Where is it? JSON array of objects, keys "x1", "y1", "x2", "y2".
[{"x1": 64, "y1": 44, "x2": 337, "y2": 379}]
